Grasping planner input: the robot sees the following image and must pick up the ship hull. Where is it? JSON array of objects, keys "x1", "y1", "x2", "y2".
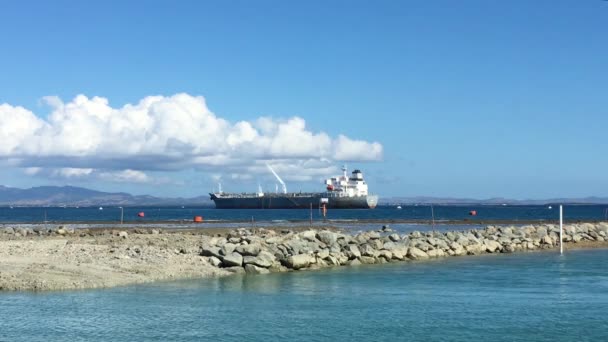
[{"x1": 210, "y1": 194, "x2": 378, "y2": 209}]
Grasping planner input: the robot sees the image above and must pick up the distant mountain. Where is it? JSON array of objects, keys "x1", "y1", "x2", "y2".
[
  {"x1": 380, "y1": 196, "x2": 608, "y2": 205},
  {"x1": 0, "y1": 185, "x2": 213, "y2": 206},
  {"x1": 1, "y1": 185, "x2": 606, "y2": 206}
]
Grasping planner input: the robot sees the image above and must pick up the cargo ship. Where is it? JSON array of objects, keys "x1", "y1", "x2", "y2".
[{"x1": 209, "y1": 165, "x2": 378, "y2": 209}]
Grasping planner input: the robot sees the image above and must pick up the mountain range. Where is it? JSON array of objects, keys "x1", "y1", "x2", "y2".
[
  {"x1": 0, "y1": 185, "x2": 212, "y2": 206},
  {"x1": 0, "y1": 185, "x2": 607, "y2": 206}
]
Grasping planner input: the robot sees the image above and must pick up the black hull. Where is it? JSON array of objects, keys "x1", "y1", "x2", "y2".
[{"x1": 210, "y1": 194, "x2": 378, "y2": 209}]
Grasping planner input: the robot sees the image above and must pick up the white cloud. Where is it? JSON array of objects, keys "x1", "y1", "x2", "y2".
[
  {"x1": 98, "y1": 169, "x2": 151, "y2": 183},
  {"x1": 0, "y1": 93, "x2": 383, "y2": 182}
]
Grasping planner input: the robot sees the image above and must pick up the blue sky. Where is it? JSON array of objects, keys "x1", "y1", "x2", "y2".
[{"x1": 0, "y1": 0, "x2": 606, "y2": 199}]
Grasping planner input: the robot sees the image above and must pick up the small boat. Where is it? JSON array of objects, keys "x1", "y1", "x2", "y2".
[
  {"x1": 99, "y1": 207, "x2": 103, "y2": 210},
  {"x1": 548, "y1": 206, "x2": 552, "y2": 209},
  {"x1": 396, "y1": 205, "x2": 402, "y2": 209}
]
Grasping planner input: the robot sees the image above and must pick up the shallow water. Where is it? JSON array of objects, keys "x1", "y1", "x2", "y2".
[{"x1": 2, "y1": 249, "x2": 608, "y2": 341}]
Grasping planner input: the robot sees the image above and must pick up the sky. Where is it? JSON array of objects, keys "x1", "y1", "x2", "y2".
[{"x1": 0, "y1": 0, "x2": 606, "y2": 199}]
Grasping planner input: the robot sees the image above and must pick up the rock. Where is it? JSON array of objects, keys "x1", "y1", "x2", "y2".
[
  {"x1": 316, "y1": 231, "x2": 337, "y2": 245},
  {"x1": 208, "y1": 256, "x2": 222, "y2": 267},
  {"x1": 222, "y1": 252, "x2": 243, "y2": 267},
  {"x1": 344, "y1": 245, "x2": 362, "y2": 259},
  {"x1": 388, "y1": 234, "x2": 401, "y2": 242},
  {"x1": 56, "y1": 228, "x2": 67, "y2": 235},
  {"x1": 118, "y1": 231, "x2": 128, "y2": 239},
  {"x1": 359, "y1": 256, "x2": 377, "y2": 264},
  {"x1": 316, "y1": 249, "x2": 330, "y2": 259},
  {"x1": 378, "y1": 250, "x2": 393, "y2": 261},
  {"x1": 427, "y1": 249, "x2": 445, "y2": 258},
  {"x1": 407, "y1": 247, "x2": 429, "y2": 260},
  {"x1": 220, "y1": 243, "x2": 237, "y2": 256},
  {"x1": 391, "y1": 247, "x2": 408, "y2": 260},
  {"x1": 324, "y1": 255, "x2": 341, "y2": 266},
  {"x1": 347, "y1": 258, "x2": 362, "y2": 266},
  {"x1": 224, "y1": 266, "x2": 246, "y2": 274},
  {"x1": 485, "y1": 240, "x2": 502, "y2": 253},
  {"x1": 360, "y1": 244, "x2": 378, "y2": 257},
  {"x1": 368, "y1": 231, "x2": 381, "y2": 239},
  {"x1": 243, "y1": 251, "x2": 275, "y2": 268},
  {"x1": 541, "y1": 235, "x2": 554, "y2": 246},
  {"x1": 200, "y1": 245, "x2": 222, "y2": 259},
  {"x1": 301, "y1": 230, "x2": 318, "y2": 242},
  {"x1": 284, "y1": 254, "x2": 313, "y2": 270},
  {"x1": 151, "y1": 229, "x2": 160, "y2": 235},
  {"x1": 502, "y1": 244, "x2": 515, "y2": 253},
  {"x1": 572, "y1": 234, "x2": 583, "y2": 243},
  {"x1": 235, "y1": 243, "x2": 261, "y2": 256},
  {"x1": 244, "y1": 264, "x2": 270, "y2": 274},
  {"x1": 465, "y1": 244, "x2": 483, "y2": 255}
]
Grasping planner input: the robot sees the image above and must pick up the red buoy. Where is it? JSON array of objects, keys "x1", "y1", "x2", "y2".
[
  {"x1": 137, "y1": 212, "x2": 145, "y2": 217},
  {"x1": 194, "y1": 216, "x2": 203, "y2": 223},
  {"x1": 469, "y1": 210, "x2": 477, "y2": 216}
]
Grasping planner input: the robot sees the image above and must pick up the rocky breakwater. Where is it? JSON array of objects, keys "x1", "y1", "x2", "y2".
[{"x1": 200, "y1": 222, "x2": 608, "y2": 274}]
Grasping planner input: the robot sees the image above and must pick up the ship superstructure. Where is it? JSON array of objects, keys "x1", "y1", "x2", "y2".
[{"x1": 209, "y1": 165, "x2": 378, "y2": 209}]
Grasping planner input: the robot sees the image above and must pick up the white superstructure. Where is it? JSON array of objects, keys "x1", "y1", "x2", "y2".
[{"x1": 324, "y1": 165, "x2": 369, "y2": 197}]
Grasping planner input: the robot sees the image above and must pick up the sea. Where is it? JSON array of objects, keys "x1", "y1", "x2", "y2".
[
  {"x1": 2, "y1": 205, "x2": 607, "y2": 341},
  {"x1": 0, "y1": 204, "x2": 607, "y2": 234},
  {"x1": 1, "y1": 248, "x2": 607, "y2": 341}
]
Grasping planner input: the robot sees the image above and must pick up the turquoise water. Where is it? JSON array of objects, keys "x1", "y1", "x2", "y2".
[{"x1": 2, "y1": 249, "x2": 608, "y2": 341}]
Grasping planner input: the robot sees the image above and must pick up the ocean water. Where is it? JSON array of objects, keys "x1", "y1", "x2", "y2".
[
  {"x1": 1, "y1": 204, "x2": 607, "y2": 224},
  {"x1": 2, "y1": 249, "x2": 607, "y2": 341}
]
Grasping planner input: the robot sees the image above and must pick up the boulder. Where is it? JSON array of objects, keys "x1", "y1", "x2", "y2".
[
  {"x1": 347, "y1": 258, "x2": 362, "y2": 266},
  {"x1": 220, "y1": 243, "x2": 237, "y2": 256},
  {"x1": 541, "y1": 235, "x2": 554, "y2": 246},
  {"x1": 118, "y1": 231, "x2": 128, "y2": 239},
  {"x1": 360, "y1": 244, "x2": 378, "y2": 257},
  {"x1": 407, "y1": 247, "x2": 429, "y2": 260},
  {"x1": 367, "y1": 231, "x2": 381, "y2": 239},
  {"x1": 391, "y1": 247, "x2": 408, "y2": 260},
  {"x1": 388, "y1": 234, "x2": 401, "y2": 242},
  {"x1": 208, "y1": 256, "x2": 222, "y2": 267},
  {"x1": 316, "y1": 231, "x2": 338, "y2": 245},
  {"x1": 485, "y1": 240, "x2": 502, "y2": 253},
  {"x1": 200, "y1": 245, "x2": 223, "y2": 259},
  {"x1": 324, "y1": 255, "x2": 341, "y2": 266},
  {"x1": 359, "y1": 256, "x2": 377, "y2": 264},
  {"x1": 301, "y1": 230, "x2": 318, "y2": 242},
  {"x1": 224, "y1": 266, "x2": 246, "y2": 274},
  {"x1": 378, "y1": 250, "x2": 393, "y2": 261},
  {"x1": 243, "y1": 251, "x2": 275, "y2": 268},
  {"x1": 244, "y1": 264, "x2": 270, "y2": 275},
  {"x1": 222, "y1": 252, "x2": 243, "y2": 267},
  {"x1": 285, "y1": 254, "x2": 313, "y2": 270},
  {"x1": 427, "y1": 249, "x2": 445, "y2": 258},
  {"x1": 344, "y1": 245, "x2": 362, "y2": 259},
  {"x1": 235, "y1": 243, "x2": 261, "y2": 256}
]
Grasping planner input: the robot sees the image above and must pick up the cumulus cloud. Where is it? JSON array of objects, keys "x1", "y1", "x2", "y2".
[{"x1": 0, "y1": 93, "x2": 383, "y2": 182}]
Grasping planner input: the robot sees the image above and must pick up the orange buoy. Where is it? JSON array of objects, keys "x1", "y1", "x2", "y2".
[
  {"x1": 469, "y1": 210, "x2": 477, "y2": 216},
  {"x1": 193, "y1": 216, "x2": 203, "y2": 223},
  {"x1": 137, "y1": 212, "x2": 145, "y2": 217}
]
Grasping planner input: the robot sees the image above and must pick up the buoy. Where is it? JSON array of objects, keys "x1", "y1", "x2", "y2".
[
  {"x1": 469, "y1": 210, "x2": 477, "y2": 216},
  {"x1": 193, "y1": 216, "x2": 203, "y2": 223},
  {"x1": 137, "y1": 212, "x2": 145, "y2": 217}
]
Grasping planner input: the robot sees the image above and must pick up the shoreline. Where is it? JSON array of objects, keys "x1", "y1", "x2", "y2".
[{"x1": 1, "y1": 222, "x2": 607, "y2": 292}]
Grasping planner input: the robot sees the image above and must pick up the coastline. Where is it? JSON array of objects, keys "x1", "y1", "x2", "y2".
[{"x1": 1, "y1": 222, "x2": 607, "y2": 291}]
